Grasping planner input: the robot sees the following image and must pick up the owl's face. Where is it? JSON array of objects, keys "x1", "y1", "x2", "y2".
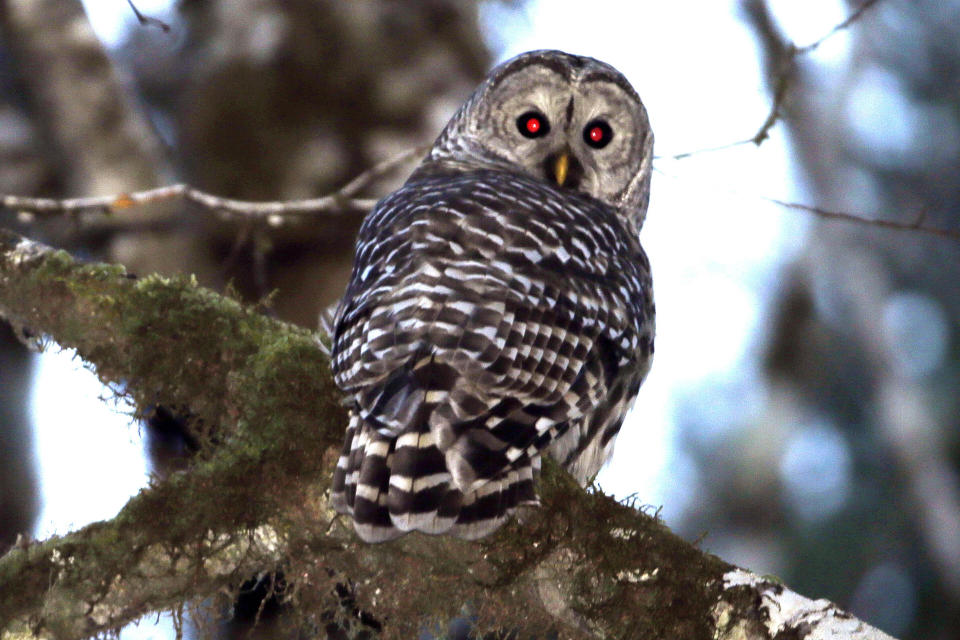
[{"x1": 431, "y1": 50, "x2": 653, "y2": 228}]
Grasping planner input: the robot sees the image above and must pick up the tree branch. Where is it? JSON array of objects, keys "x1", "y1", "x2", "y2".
[
  {"x1": 762, "y1": 198, "x2": 960, "y2": 241},
  {"x1": 661, "y1": 0, "x2": 885, "y2": 160},
  {"x1": 125, "y1": 0, "x2": 171, "y2": 33},
  {"x1": 1, "y1": 146, "x2": 428, "y2": 228},
  {"x1": 0, "y1": 228, "x2": 899, "y2": 639},
  {"x1": 793, "y1": 0, "x2": 883, "y2": 56},
  {"x1": 7, "y1": 141, "x2": 959, "y2": 246}
]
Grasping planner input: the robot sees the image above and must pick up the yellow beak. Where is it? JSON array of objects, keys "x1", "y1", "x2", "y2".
[{"x1": 553, "y1": 152, "x2": 570, "y2": 187}]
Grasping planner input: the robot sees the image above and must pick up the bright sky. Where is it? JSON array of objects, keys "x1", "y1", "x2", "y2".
[
  {"x1": 30, "y1": 350, "x2": 148, "y2": 538},
  {"x1": 47, "y1": 0, "x2": 852, "y2": 594}
]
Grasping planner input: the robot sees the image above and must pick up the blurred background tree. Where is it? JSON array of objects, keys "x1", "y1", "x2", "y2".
[
  {"x1": 1, "y1": 0, "x2": 958, "y2": 638},
  {"x1": 672, "y1": 2, "x2": 960, "y2": 639}
]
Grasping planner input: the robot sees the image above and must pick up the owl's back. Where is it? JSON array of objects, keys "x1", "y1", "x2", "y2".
[{"x1": 330, "y1": 168, "x2": 654, "y2": 542}]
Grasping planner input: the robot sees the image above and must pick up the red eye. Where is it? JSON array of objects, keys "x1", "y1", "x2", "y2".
[
  {"x1": 584, "y1": 119, "x2": 613, "y2": 149},
  {"x1": 517, "y1": 111, "x2": 550, "y2": 138}
]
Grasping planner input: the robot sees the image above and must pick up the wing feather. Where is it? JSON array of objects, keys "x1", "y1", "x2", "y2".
[{"x1": 330, "y1": 170, "x2": 653, "y2": 538}]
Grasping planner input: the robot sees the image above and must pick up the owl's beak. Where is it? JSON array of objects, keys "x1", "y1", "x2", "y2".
[
  {"x1": 545, "y1": 149, "x2": 583, "y2": 189},
  {"x1": 553, "y1": 152, "x2": 570, "y2": 187}
]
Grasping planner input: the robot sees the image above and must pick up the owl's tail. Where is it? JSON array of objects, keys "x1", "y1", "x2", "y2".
[{"x1": 330, "y1": 413, "x2": 539, "y2": 542}]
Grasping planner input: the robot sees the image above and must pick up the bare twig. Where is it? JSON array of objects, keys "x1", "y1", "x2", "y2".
[
  {"x1": 336, "y1": 144, "x2": 428, "y2": 199},
  {"x1": 794, "y1": 0, "x2": 883, "y2": 55},
  {"x1": 750, "y1": 55, "x2": 795, "y2": 145},
  {"x1": 655, "y1": 138, "x2": 755, "y2": 161},
  {"x1": 666, "y1": 0, "x2": 885, "y2": 160},
  {"x1": 654, "y1": 165, "x2": 960, "y2": 243},
  {"x1": 747, "y1": 0, "x2": 884, "y2": 146},
  {"x1": 126, "y1": 0, "x2": 171, "y2": 33},
  {"x1": 0, "y1": 146, "x2": 427, "y2": 226},
  {"x1": 764, "y1": 197, "x2": 960, "y2": 241}
]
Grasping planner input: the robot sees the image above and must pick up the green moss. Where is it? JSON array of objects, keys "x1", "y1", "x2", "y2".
[
  {"x1": 471, "y1": 460, "x2": 734, "y2": 639},
  {"x1": 1, "y1": 230, "x2": 746, "y2": 639}
]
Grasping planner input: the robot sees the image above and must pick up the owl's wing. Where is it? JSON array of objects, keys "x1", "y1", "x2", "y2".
[{"x1": 332, "y1": 174, "x2": 653, "y2": 494}]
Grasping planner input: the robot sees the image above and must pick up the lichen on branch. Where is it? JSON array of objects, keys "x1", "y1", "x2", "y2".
[{"x1": 0, "y1": 228, "x2": 898, "y2": 640}]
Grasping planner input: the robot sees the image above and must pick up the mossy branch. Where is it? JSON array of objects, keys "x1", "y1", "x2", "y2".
[{"x1": 0, "y1": 228, "x2": 897, "y2": 640}]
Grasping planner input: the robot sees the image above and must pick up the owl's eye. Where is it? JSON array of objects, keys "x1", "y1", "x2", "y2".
[
  {"x1": 517, "y1": 111, "x2": 550, "y2": 138},
  {"x1": 584, "y1": 119, "x2": 613, "y2": 149}
]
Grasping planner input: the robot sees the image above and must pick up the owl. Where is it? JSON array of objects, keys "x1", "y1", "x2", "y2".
[{"x1": 330, "y1": 50, "x2": 655, "y2": 542}]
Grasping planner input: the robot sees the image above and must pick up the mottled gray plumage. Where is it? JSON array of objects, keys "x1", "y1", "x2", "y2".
[{"x1": 330, "y1": 50, "x2": 655, "y2": 542}]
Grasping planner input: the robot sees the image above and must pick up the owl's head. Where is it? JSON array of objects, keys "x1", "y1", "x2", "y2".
[{"x1": 429, "y1": 49, "x2": 654, "y2": 229}]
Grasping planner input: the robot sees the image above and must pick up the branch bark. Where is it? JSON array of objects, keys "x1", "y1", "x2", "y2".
[
  {"x1": 1, "y1": 145, "x2": 430, "y2": 228},
  {"x1": 0, "y1": 228, "x2": 898, "y2": 640}
]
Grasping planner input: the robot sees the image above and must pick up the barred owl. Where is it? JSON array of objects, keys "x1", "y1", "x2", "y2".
[{"x1": 330, "y1": 50, "x2": 655, "y2": 542}]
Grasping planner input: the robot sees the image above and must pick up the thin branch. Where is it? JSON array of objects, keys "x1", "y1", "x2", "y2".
[
  {"x1": 746, "y1": 0, "x2": 884, "y2": 146},
  {"x1": 666, "y1": 0, "x2": 885, "y2": 160},
  {"x1": 126, "y1": 0, "x2": 171, "y2": 33},
  {"x1": 750, "y1": 53, "x2": 795, "y2": 146},
  {"x1": 9, "y1": 143, "x2": 958, "y2": 246},
  {"x1": 764, "y1": 197, "x2": 960, "y2": 241},
  {"x1": 655, "y1": 138, "x2": 755, "y2": 161},
  {"x1": 794, "y1": 0, "x2": 883, "y2": 55},
  {"x1": 336, "y1": 144, "x2": 428, "y2": 199},
  {"x1": 653, "y1": 165, "x2": 960, "y2": 243},
  {"x1": 1, "y1": 145, "x2": 427, "y2": 226},
  {"x1": 749, "y1": 0, "x2": 886, "y2": 143}
]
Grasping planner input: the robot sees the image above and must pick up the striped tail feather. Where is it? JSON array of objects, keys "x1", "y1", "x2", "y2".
[
  {"x1": 330, "y1": 412, "x2": 540, "y2": 543},
  {"x1": 331, "y1": 413, "x2": 403, "y2": 542},
  {"x1": 448, "y1": 457, "x2": 540, "y2": 540}
]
